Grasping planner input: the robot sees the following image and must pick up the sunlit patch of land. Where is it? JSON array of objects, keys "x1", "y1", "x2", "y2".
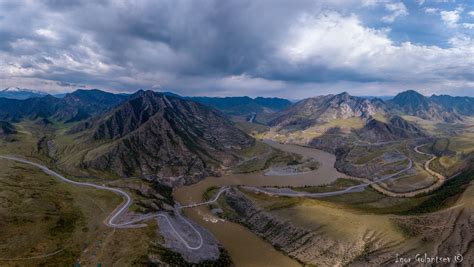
[
  {"x1": 258, "y1": 117, "x2": 364, "y2": 144},
  {"x1": 0, "y1": 160, "x2": 154, "y2": 266},
  {"x1": 0, "y1": 121, "x2": 177, "y2": 266}
]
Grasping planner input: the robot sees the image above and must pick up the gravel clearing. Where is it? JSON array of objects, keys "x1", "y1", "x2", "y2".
[{"x1": 157, "y1": 213, "x2": 220, "y2": 263}]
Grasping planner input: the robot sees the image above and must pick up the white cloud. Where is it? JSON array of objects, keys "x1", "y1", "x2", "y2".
[
  {"x1": 424, "y1": 8, "x2": 439, "y2": 14},
  {"x1": 382, "y1": 2, "x2": 409, "y2": 23},
  {"x1": 469, "y1": 11, "x2": 474, "y2": 17},
  {"x1": 35, "y1": 29, "x2": 58, "y2": 40},
  {"x1": 0, "y1": 0, "x2": 473, "y2": 97},
  {"x1": 278, "y1": 11, "x2": 474, "y2": 86},
  {"x1": 440, "y1": 8, "x2": 463, "y2": 28},
  {"x1": 416, "y1": 0, "x2": 425, "y2": 6},
  {"x1": 360, "y1": 0, "x2": 381, "y2": 7},
  {"x1": 279, "y1": 12, "x2": 392, "y2": 66},
  {"x1": 463, "y1": 23, "x2": 474, "y2": 29}
]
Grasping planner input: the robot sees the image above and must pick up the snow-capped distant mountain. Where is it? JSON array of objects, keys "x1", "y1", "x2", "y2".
[{"x1": 0, "y1": 87, "x2": 48, "y2": 100}]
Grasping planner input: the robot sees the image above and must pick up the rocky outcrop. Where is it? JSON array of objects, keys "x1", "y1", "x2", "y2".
[
  {"x1": 224, "y1": 188, "x2": 374, "y2": 266},
  {"x1": 269, "y1": 92, "x2": 387, "y2": 130},
  {"x1": 75, "y1": 91, "x2": 255, "y2": 184}
]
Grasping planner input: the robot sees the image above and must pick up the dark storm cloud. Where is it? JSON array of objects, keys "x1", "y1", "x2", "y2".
[
  {"x1": 69, "y1": 0, "x2": 308, "y2": 74},
  {"x1": 56, "y1": 81, "x2": 85, "y2": 88},
  {"x1": 42, "y1": 0, "x2": 86, "y2": 10},
  {"x1": 0, "y1": 0, "x2": 473, "y2": 97}
]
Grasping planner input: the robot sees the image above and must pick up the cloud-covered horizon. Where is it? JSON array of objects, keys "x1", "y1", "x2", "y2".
[{"x1": 1, "y1": 0, "x2": 473, "y2": 98}]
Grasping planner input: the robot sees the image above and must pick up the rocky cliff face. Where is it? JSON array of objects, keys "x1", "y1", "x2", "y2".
[
  {"x1": 223, "y1": 188, "x2": 387, "y2": 266},
  {"x1": 222, "y1": 173, "x2": 474, "y2": 266},
  {"x1": 74, "y1": 91, "x2": 255, "y2": 184}
]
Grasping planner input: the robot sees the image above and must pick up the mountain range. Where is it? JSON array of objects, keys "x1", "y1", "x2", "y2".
[
  {"x1": 68, "y1": 90, "x2": 254, "y2": 183},
  {"x1": 268, "y1": 92, "x2": 387, "y2": 130},
  {"x1": 0, "y1": 87, "x2": 48, "y2": 100},
  {"x1": 0, "y1": 89, "x2": 127, "y2": 122},
  {"x1": 189, "y1": 96, "x2": 291, "y2": 121},
  {"x1": 0, "y1": 88, "x2": 472, "y2": 182},
  {"x1": 355, "y1": 115, "x2": 427, "y2": 143},
  {"x1": 264, "y1": 90, "x2": 474, "y2": 151},
  {"x1": 388, "y1": 90, "x2": 465, "y2": 122}
]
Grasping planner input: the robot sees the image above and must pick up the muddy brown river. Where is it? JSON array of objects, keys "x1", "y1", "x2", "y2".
[{"x1": 174, "y1": 141, "x2": 347, "y2": 267}]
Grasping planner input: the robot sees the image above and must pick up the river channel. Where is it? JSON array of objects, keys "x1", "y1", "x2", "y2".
[{"x1": 174, "y1": 141, "x2": 348, "y2": 267}]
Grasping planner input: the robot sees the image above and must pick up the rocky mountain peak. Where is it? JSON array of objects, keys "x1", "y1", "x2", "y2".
[
  {"x1": 268, "y1": 92, "x2": 387, "y2": 129},
  {"x1": 391, "y1": 90, "x2": 429, "y2": 108},
  {"x1": 73, "y1": 91, "x2": 254, "y2": 182},
  {"x1": 389, "y1": 90, "x2": 462, "y2": 122}
]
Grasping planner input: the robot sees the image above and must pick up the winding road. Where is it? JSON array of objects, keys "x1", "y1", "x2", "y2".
[
  {"x1": 243, "y1": 158, "x2": 413, "y2": 198},
  {"x1": 243, "y1": 143, "x2": 447, "y2": 198},
  {"x1": 180, "y1": 187, "x2": 229, "y2": 209},
  {"x1": 0, "y1": 142, "x2": 447, "y2": 259},
  {"x1": 0, "y1": 155, "x2": 227, "y2": 251},
  {"x1": 365, "y1": 144, "x2": 446, "y2": 198}
]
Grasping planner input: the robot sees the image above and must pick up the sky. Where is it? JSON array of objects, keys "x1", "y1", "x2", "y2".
[{"x1": 1, "y1": 0, "x2": 473, "y2": 98}]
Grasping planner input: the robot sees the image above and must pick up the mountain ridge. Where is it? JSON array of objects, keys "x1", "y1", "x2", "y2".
[
  {"x1": 388, "y1": 90, "x2": 464, "y2": 122},
  {"x1": 70, "y1": 90, "x2": 255, "y2": 183},
  {"x1": 0, "y1": 89, "x2": 128, "y2": 122},
  {"x1": 0, "y1": 87, "x2": 48, "y2": 100},
  {"x1": 268, "y1": 92, "x2": 388, "y2": 130}
]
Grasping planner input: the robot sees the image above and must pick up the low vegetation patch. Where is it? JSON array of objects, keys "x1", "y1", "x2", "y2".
[
  {"x1": 317, "y1": 168, "x2": 473, "y2": 216},
  {"x1": 400, "y1": 169, "x2": 474, "y2": 215},
  {"x1": 293, "y1": 178, "x2": 361, "y2": 193},
  {"x1": 202, "y1": 186, "x2": 219, "y2": 201},
  {"x1": 232, "y1": 149, "x2": 302, "y2": 174},
  {"x1": 391, "y1": 219, "x2": 421, "y2": 238}
]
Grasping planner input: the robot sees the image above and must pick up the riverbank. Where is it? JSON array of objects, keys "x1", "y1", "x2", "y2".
[{"x1": 173, "y1": 140, "x2": 351, "y2": 266}]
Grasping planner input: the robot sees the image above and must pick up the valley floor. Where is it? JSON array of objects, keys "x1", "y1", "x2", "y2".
[
  {"x1": 1, "y1": 118, "x2": 473, "y2": 266},
  {"x1": 0, "y1": 160, "x2": 156, "y2": 266},
  {"x1": 175, "y1": 139, "x2": 474, "y2": 266}
]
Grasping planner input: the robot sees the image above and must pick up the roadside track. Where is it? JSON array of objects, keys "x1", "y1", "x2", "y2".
[
  {"x1": 0, "y1": 155, "x2": 219, "y2": 251},
  {"x1": 243, "y1": 143, "x2": 448, "y2": 198}
]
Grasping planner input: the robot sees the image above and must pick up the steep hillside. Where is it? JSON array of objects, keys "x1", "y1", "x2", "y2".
[
  {"x1": 0, "y1": 89, "x2": 127, "y2": 122},
  {"x1": 430, "y1": 94, "x2": 474, "y2": 116},
  {"x1": 0, "y1": 87, "x2": 48, "y2": 100},
  {"x1": 269, "y1": 92, "x2": 387, "y2": 130},
  {"x1": 389, "y1": 90, "x2": 462, "y2": 122},
  {"x1": 0, "y1": 121, "x2": 17, "y2": 135},
  {"x1": 71, "y1": 91, "x2": 255, "y2": 183},
  {"x1": 355, "y1": 116, "x2": 427, "y2": 143},
  {"x1": 59, "y1": 89, "x2": 128, "y2": 122},
  {"x1": 0, "y1": 95, "x2": 64, "y2": 121}
]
